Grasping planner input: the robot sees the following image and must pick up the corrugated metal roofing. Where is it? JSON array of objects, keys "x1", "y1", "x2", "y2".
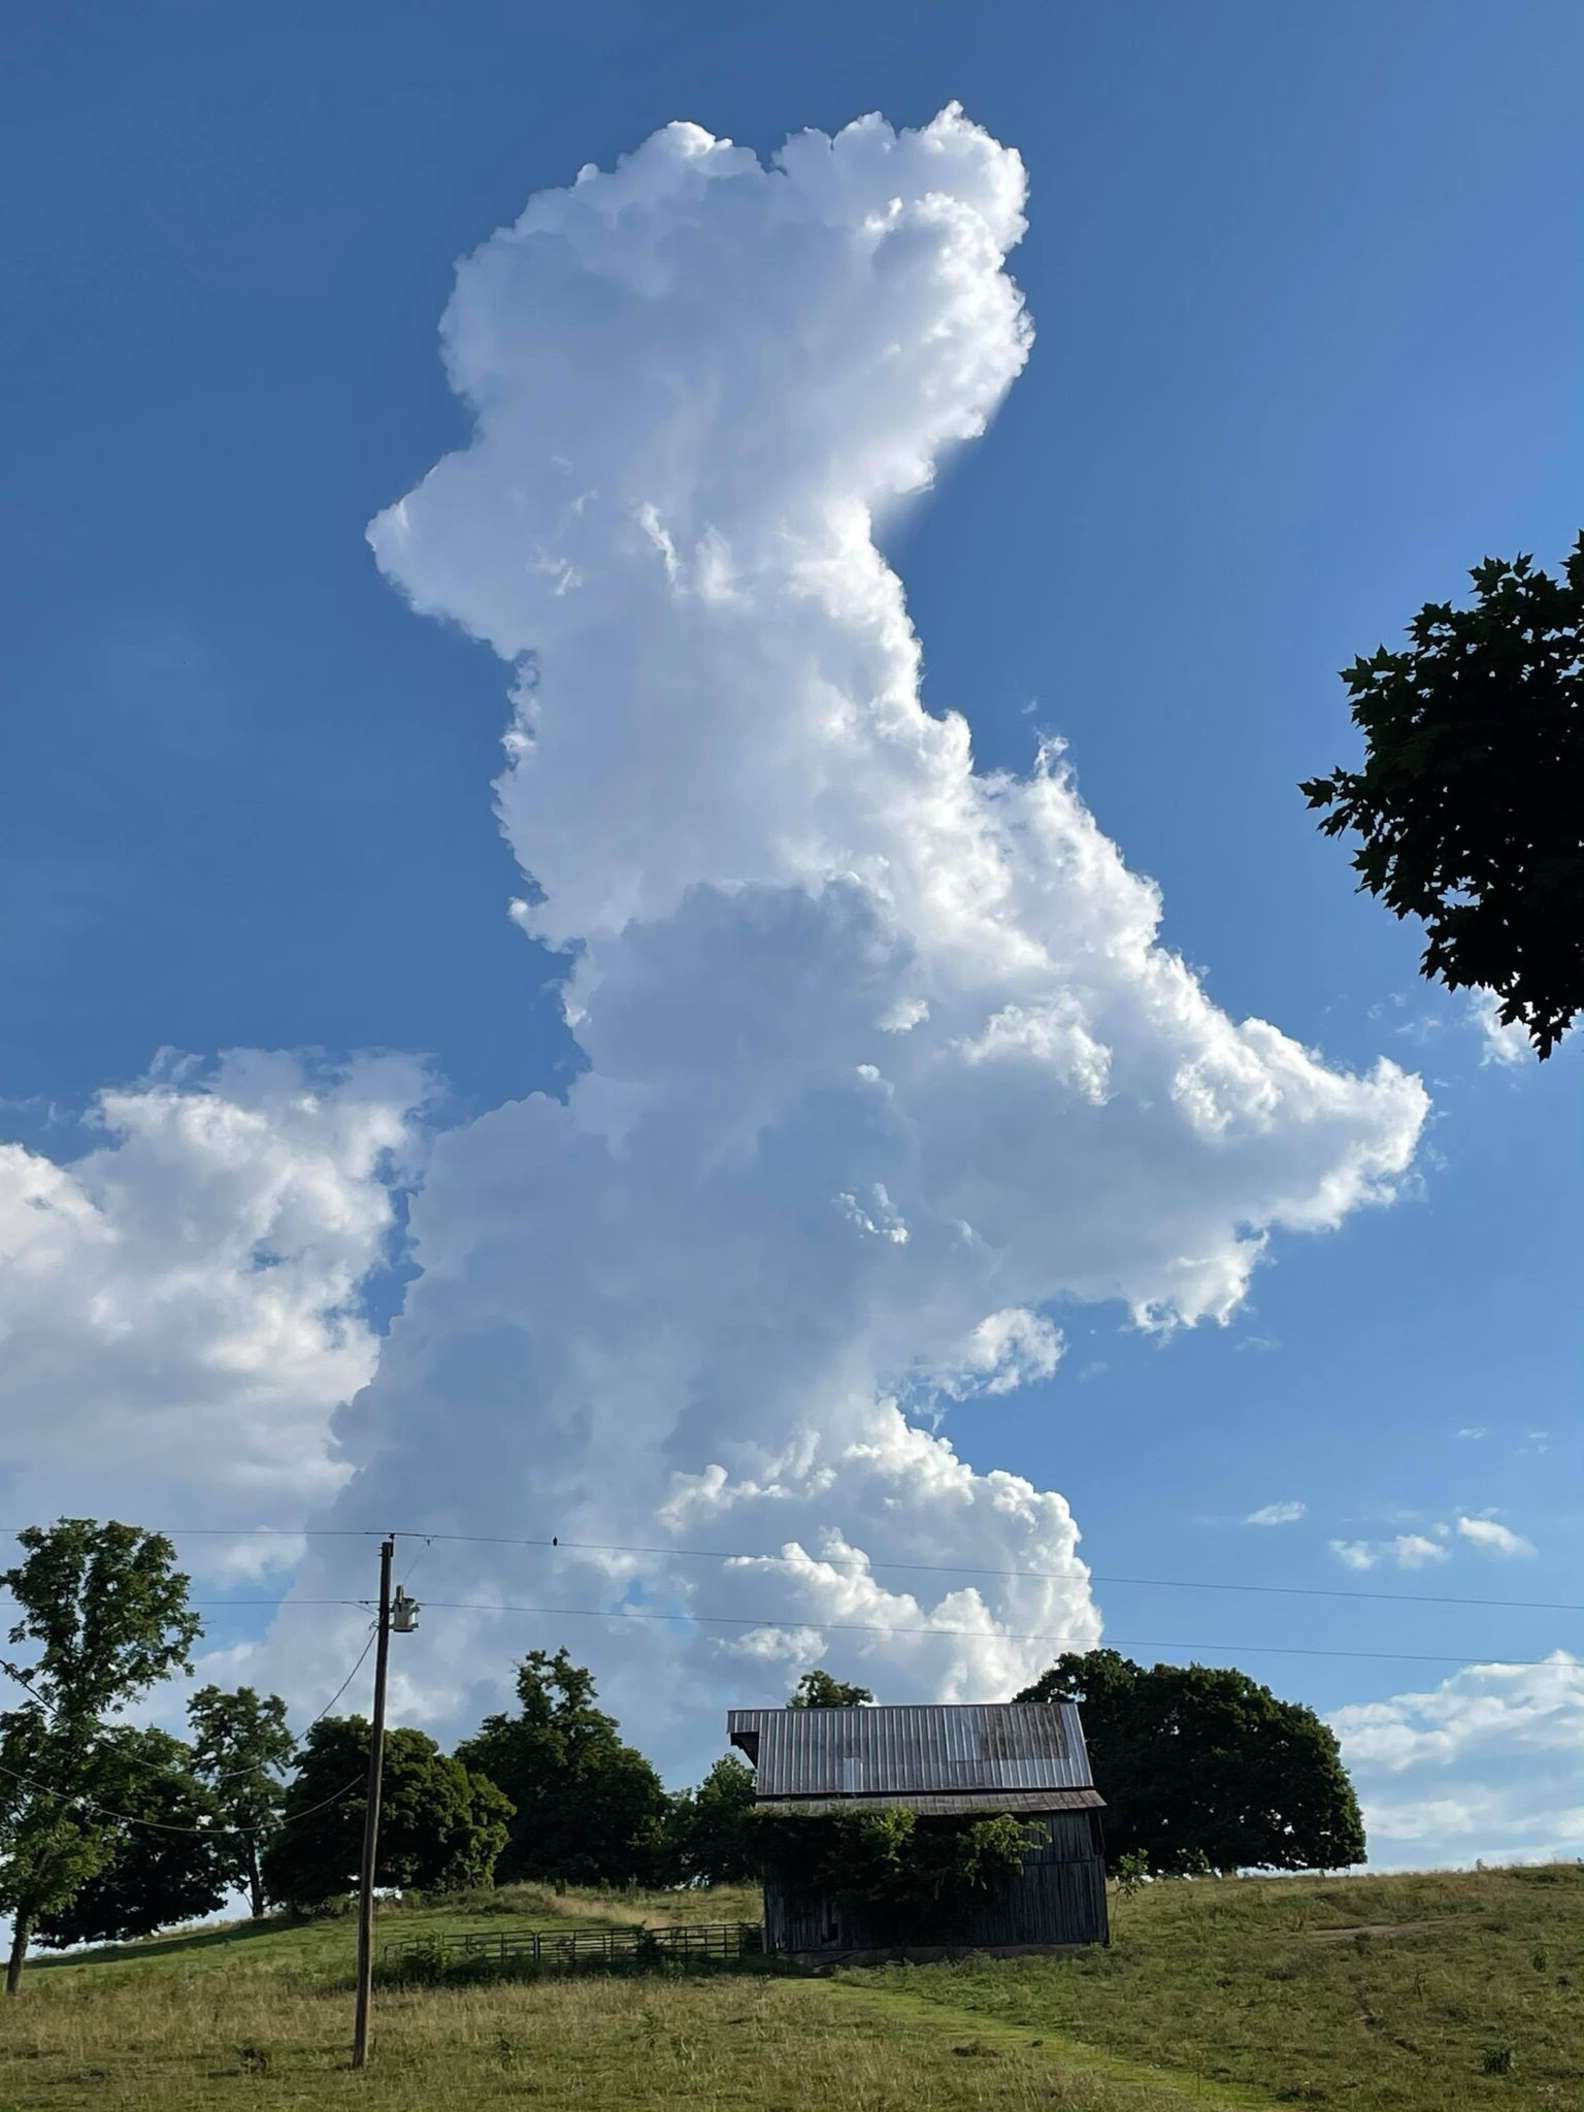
[
  {"x1": 727, "y1": 1703, "x2": 1094, "y2": 1797},
  {"x1": 753, "y1": 1787, "x2": 1104, "y2": 1818}
]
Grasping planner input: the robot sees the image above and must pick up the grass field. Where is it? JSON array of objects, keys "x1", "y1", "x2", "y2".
[
  {"x1": 861, "y1": 1863, "x2": 1584, "y2": 2109},
  {"x1": 2, "y1": 1864, "x2": 1578, "y2": 2110}
]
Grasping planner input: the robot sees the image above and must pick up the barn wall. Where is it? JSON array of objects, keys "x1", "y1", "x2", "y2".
[{"x1": 763, "y1": 1809, "x2": 1109, "y2": 1954}]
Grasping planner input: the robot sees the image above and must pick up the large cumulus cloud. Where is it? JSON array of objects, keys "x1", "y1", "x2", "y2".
[{"x1": 233, "y1": 106, "x2": 1431, "y2": 1769}]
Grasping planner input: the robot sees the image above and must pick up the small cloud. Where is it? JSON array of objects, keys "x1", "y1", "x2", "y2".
[
  {"x1": 1244, "y1": 1500, "x2": 1305, "y2": 1527},
  {"x1": 1456, "y1": 1516, "x2": 1536, "y2": 1559},
  {"x1": 1456, "y1": 1426, "x2": 1488, "y2": 1441},
  {"x1": 1330, "y1": 1539, "x2": 1378, "y2": 1572},
  {"x1": 1389, "y1": 1534, "x2": 1449, "y2": 1570},
  {"x1": 1077, "y1": 1359, "x2": 1110, "y2": 1384},
  {"x1": 1329, "y1": 1532, "x2": 1449, "y2": 1572},
  {"x1": 1233, "y1": 1334, "x2": 1279, "y2": 1355}
]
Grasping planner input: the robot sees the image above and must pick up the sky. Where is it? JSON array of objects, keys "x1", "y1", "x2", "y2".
[{"x1": 2, "y1": 0, "x2": 1581, "y2": 1877}]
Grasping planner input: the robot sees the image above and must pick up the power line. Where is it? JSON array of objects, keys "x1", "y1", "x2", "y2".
[
  {"x1": 0, "y1": 1625, "x2": 378, "y2": 1785},
  {"x1": 0, "y1": 1752, "x2": 364, "y2": 1837},
  {"x1": 7, "y1": 1525, "x2": 1576, "y2": 1618},
  {"x1": 4, "y1": 1585, "x2": 1564, "y2": 1669},
  {"x1": 0, "y1": 1597, "x2": 364, "y2": 1611},
  {"x1": 421, "y1": 1531, "x2": 1584, "y2": 1618},
  {"x1": 396, "y1": 1596, "x2": 1574, "y2": 1671}
]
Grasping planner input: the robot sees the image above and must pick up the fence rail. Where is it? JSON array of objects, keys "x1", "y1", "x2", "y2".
[{"x1": 382, "y1": 1920, "x2": 765, "y2": 1972}]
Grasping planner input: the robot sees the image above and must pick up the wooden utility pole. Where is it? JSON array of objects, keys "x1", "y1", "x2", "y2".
[{"x1": 353, "y1": 1535, "x2": 395, "y2": 2070}]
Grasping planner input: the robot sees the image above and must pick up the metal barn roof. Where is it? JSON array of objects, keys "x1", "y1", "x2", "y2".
[{"x1": 727, "y1": 1702, "x2": 1095, "y2": 1800}]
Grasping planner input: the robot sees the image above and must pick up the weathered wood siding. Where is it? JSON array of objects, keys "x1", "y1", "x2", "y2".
[{"x1": 764, "y1": 1810, "x2": 1109, "y2": 1955}]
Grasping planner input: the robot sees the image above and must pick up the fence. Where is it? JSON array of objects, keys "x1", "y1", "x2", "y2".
[{"x1": 381, "y1": 1921, "x2": 765, "y2": 1974}]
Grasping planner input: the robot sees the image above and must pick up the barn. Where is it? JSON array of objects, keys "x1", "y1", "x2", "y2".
[{"x1": 727, "y1": 1701, "x2": 1109, "y2": 1959}]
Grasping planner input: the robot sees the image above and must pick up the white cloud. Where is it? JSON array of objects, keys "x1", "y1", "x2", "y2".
[
  {"x1": 1244, "y1": 1500, "x2": 1305, "y2": 1526},
  {"x1": 1390, "y1": 1533, "x2": 1451, "y2": 1569},
  {"x1": 1456, "y1": 1425, "x2": 1488, "y2": 1440},
  {"x1": 931, "y1": 1308, "x2": 1065, "y2": 1399},
  {"x1": 0, "y1": 1051, "x2": 429, "y2": 1539},
  {"x1": 3, "y1": 111, "x2": 1430, "y2": 1771},
  {"x1": 1329, "y1": 1533, "x2": 1450, "y2": 1572},
  {"x1": 242, "y1": 103, "x2": 1434, "y2": 1761},
  {"x1": 1456, "y1": 1516, "x2": 1536, "y2": 1559},
  {"x1": 1332, "y1": 1652, "x2": 1584, "y2": 1867},
  {"x1": 1466, "y1": 990, "x2": 1531, "y2": 1067},
  {"x1": 207, "y1": 1532, "x2": 310, "y2": 1582},
  {"x1": 1330, "y1": 1540, "x2": 1379, "y2": 1571}
]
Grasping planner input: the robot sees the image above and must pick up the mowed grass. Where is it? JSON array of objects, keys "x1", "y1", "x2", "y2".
[
  {"x1": 857, "y1": 1862, "x2": 1584, "y2": 2110},
  {"x1": 3, "y1": 1882, "x2": 1189, "y2": 2112},
  {"x1": 5, "y1": 1865, "x2": 1580, "y2": 2110}
]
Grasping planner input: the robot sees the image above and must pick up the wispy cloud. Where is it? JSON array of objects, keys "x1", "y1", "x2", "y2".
[
  {"x1": 1330, "y1": 1533, "x2": 1450, "y2": 1572},
  {"x1": 1244, "y1": 1500, "x2": 1305, "y2": 1527},
  {"x1": 1457, "y1": 1516, "x2": 1536, "y2": 1559}
]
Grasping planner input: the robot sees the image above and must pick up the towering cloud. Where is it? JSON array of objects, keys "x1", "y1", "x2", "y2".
[{"x1": 263, "y1": 105, "x2": 1431, "y2": 1763}]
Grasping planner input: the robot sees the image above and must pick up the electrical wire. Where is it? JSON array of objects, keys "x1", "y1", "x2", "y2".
[
  {"x1": 0, "y1": 1624, "x2": 378, "y2": 1786},
  {"x1": 0, "y1": 1752, "x2": 365, "y2": 1837},
  {"x1": 6, "y1": 1525, "x2": 1575, "y2": 1617},
  {"x1": 393, "y1": 1596, "x2": 1572, "y2": 1671},
  {"x1": 397, "y1": 1535, "x2": 431, "y2": 1596}
]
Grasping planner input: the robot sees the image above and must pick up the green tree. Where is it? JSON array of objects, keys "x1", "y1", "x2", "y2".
[
  {"x1": 666, "y1": 1753, "x2": 758, "y2": 1884},
  {"x1": 259, "y1": 1717, "x2": 512, "y2": 1913},
  {"x1": 1015, "y1": 1650, "x2": 1365, "y2": 1876},
  {"x1": 1301, "y1": 535, "x2": 1584, "y2": 1058},
  {"x1": 187, "y1": 1685, "x2": 295, "y2": 1919},
  {"x1": 788, "y1": 1669, "x2": 873, "y2": 1708},
  {"x1": 34, "y1": 1728, "x2": 227, "y2": 1947},
  {"x1": 454, "y1": 1649, "x2": 669, "y2": 1887},
  {"x1": 0, "y1": 1519, "x2": 201, "y2": 1993},
  {"x1": 753, "y1": 1805, "x2": 1037, "y2": 1934}
]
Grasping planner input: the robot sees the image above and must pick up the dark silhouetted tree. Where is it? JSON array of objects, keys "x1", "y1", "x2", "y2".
[
  {"x1": 1016, "y1": 1649, "x2": 1365, "y2": 1875},
  {"x1": 259, "y1": 1718, "x2": 511, "y2": 1913},
  {"x1": 0, "y1": 1519, "x2": 201, "y2": 1993},
  {"x1": 454, "y1": 1649, "x2": 669, "y2": 1887},
  {"x1": 1301, "y1": 535, "x2": 1584, "y2": 1058}
]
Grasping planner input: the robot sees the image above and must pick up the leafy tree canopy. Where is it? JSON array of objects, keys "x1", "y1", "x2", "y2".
[
  {"x1": 1015, "y1": 1650, "x2": 1365, "y2": 1876},
  {"x1": 754, "y1": 1806, "x2": 1037, "y2": 1932},
  {"x1": 665, "y1": 1753, "x2": 757, "y2": 1885},
  {"x1": 1301, "y1": 536, "x2": 1584, "y2": 1058},
  {"x1": 454, "y1": 1649, "x2": 668, "y2": 1887},
  {"x1": 260, "y1": 1717, "x2": 511, "y2": 1913},
  {"x1": 0, "y1": 1519, "x2": 200, "y2": 1993},
  {"x1": 34, "y1": 1728, "x2": 228, "y2": 1948},
  {"x1": 187, "y1": 1685, "x2": 295, "y2": 1918},
  {"x1": 788, "y1": 1669, "x2": 873, "y2": 1708}
]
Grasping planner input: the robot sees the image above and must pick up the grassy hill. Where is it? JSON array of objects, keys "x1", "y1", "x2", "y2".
[{"x1": 3, "y1": 1864, "x2": 1579, "y2": 2110}]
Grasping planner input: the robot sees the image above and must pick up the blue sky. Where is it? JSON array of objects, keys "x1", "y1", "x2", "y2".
[{"x1": 2, "y1": 2, "x2": 1580, "y2": 1865}]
